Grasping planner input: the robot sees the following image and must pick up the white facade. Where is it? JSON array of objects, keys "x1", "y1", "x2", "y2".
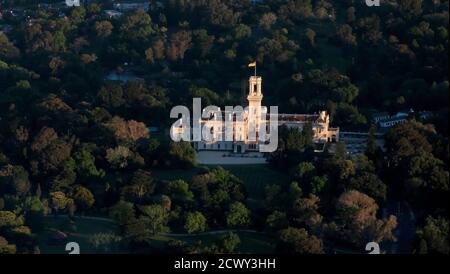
[{"x1": 177, "y1": 75, "x2": 339, "y2": 153}]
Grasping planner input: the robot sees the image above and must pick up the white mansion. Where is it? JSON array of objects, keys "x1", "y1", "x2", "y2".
[{"x1": 173, "y1": 75, "x2": 339, "y2": 153}]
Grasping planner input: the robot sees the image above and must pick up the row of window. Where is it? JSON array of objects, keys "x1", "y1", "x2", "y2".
[
  {"x1": 195, "y1": 142, "x2": 258, "y2": 151},
  {"x1": 196, "y1": 142, "x2": 231, "y2": 150},
  {"x1": 380, "y1": 119, "x2": 406, "y2": 128}
]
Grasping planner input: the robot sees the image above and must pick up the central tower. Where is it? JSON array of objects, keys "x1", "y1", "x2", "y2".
[
  {"x1": 247, "y1": 76, "x2": 263, "y2": 107},
  {"x1": 247, "y1": 76, "x2": 263, "y2": 143}
]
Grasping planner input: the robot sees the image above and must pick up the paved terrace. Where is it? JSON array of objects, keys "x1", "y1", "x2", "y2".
[{"x1": 197, "y1": 151, "x2": 267, "y2": 165}]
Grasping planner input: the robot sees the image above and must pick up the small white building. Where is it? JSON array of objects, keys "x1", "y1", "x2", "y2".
[
  {"x1": 113, "y1": 2, "x2": 150, "y2": 12},
  {"x1": 104, "y1": 10, "x2": 123, "y2": 19},
  {"x1": 373, "y1": 110, "x2": 412, "y2": 129}
]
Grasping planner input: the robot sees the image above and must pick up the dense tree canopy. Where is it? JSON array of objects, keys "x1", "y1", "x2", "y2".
[{"x1": 0, "y1": 0, "x2": 447, "y2": 254}]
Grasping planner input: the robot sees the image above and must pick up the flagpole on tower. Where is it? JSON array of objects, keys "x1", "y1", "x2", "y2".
[{"x1": 248, "y1": 61, "x2": 257, "y2": 77}]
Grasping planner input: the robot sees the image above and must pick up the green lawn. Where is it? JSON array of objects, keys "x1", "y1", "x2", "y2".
[
  {"x1": 221, "y1": 165, "x2": 289, "y2": 201},
  {"x1": 37, "y1": 164, "x2": 285, "y2": 254},
  {"x1": 154, "y1": 167, "x2": 204, "y2": 182},
  {"x1": 154, "y1": 164, "x2": 289, "y2": 202},
  {"x1": 38, "y1": 216, "x2": 276, "y2": 254},
  {"x1": 38, "y1": 216, "x2": 123, "y2": 254},
  {"x1": 149, "y1": 231, "x2": 276, "y2": 254}
]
